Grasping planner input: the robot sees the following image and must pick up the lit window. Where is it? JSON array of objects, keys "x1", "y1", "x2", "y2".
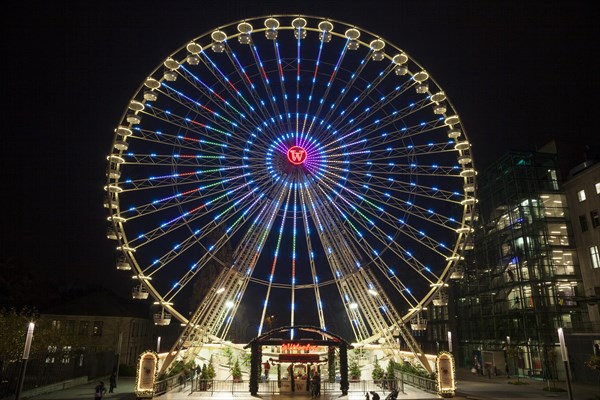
[
  {"x1": 92, "y1": 321, "x2": 103, "y2": 336},
  {"x1": 596, "y1": 182, "x2": 600, "y2": 194},
  {"x1": 590, "y1": 246, "x2": 600, "y2": 269},
  {"x1": 592, "y1": 210, "x2": 600, "y2": 228},
  {"x1": 577, "y1": 189, "x2": 586, "y2": 202}
]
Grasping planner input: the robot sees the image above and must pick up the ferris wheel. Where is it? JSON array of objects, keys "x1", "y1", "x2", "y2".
[{"x1": 105, "y1": 15, "x2": 475, "y2": 358}]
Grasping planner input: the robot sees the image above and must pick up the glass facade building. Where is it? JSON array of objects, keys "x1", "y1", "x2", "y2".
[{"x1": 453, "y1": 150, "x2": 589, "y2": 379}]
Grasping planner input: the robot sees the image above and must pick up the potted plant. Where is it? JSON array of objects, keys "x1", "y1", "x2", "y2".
[
  {"x1": 231, "y1": 358, "x2": 242, "y2": 382},
  {"x1": 372, "y1": 358, "x2": 384, "y2": 384},
  {"x1": 349, "y1": 358, "x2": 361, "y2": 381}
]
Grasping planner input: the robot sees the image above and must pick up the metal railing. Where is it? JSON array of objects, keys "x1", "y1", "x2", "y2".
[
  {"x1": 400, "y1": 372, "x2": 437, "y2": 393},
  {"x1": 156, "y1": 373, "x2": 436, "y2": 397},
  {"x1": 180, "y1": 378, "x2": 404, "y2": 397}
]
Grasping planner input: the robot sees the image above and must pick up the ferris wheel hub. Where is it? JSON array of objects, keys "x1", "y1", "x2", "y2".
[{"x1": 287, "y1": 145, "x2": 308, "y2": 165}]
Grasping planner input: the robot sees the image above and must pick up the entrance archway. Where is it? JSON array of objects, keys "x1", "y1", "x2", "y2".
[{"x1": 245, "y1": 325, "x2": 353, "y2": 396}]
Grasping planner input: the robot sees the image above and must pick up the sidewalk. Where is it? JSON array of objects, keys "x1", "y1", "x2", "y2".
[
  {"x1": 26, "y1": 370, "x2": 599, "y2": 400},
  {"x1": 27, "y1": 377, "x2": 137, "y2": 400},
  {"x1": 454, "y1": 367, "x2": 599, "y2": 400}
]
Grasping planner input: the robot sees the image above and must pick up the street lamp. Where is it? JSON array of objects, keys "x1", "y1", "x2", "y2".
[
  {"x1": 557, "y1": 328, "x2": 573, "y2": 400},
  {"x1": 506, "y1": 336, "x2": 517, "y2": 380},
  {"x1": 15, "y1": 322, "x2": 35, "y2": 400}
]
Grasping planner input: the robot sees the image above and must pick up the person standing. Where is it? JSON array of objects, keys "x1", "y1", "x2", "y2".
[
  {"x1": 109, "y1": 372, "x2": 116, "y2": 393},
  {"x1": 94, "y1": 381, "x2": 106, "y2": 399}
]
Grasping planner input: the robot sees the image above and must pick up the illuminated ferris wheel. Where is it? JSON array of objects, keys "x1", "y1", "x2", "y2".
[{"x1": 105, "y1": 15, "x2": 475, "y2": 364}]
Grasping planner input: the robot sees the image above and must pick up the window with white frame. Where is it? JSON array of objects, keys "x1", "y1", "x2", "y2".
[
  {"x1": 577, "y1": 189, "x2": 586, "y2": 202},
  {"x1": 591, "y1": 246, "x2": 600, "y2": 269}
]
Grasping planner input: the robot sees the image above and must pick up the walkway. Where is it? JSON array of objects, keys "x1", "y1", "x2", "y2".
[{"x1": 26, "y1": 369, "x2": 599, "y2": 400}]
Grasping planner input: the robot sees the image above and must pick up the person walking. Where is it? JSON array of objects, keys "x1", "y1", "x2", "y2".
[{"x1": 94, "y1": 381, "x2": 106, "y2": 399}]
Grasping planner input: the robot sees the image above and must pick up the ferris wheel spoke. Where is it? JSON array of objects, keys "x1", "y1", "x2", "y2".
[
  {"x1": 316, "y1": 63, "x2": 395, "y2": 136},
  {"x1": 327, "y1": 165, "x2": 462, "y2": 203},
  {"x1": 318, "y1": 171, "x2": 460, "y2": 259},
  {"x1": 159, "y1": 192, "x2": 271, "y2": 303},
  {"x1": 313, "y1": 203, "x2": 424, "y2": 315},
  {"x1": 220, "y1": 183, "x2": 291, "y2": 338},
  {"x1": 257, "y1": 185, "x2": 294, "y2": 335},
  {"x1": 125, "y1": 126, "x2": 234, "y2": 157},
  {"x1": 300, "y1": 39, "x2": 349, "y2": 131},
  {"x1": 127, "y1": 181, "x2": 259, "y2": 255},
  {"x1": 303, "y1": 189, "x2": 371, "y2": 339},
  {"x1": 117, "y1": 172, "x2": 251, "y2": 228},
  {"x1": 139, "y1": 105, "x2": 248, "y2": 153},
  {"x1": 156, "y1": 82, "x2": 252, "y2": 141},
  {"x1": 298, "y1": 181, "x2": 326, "y2": 330},
  {"x1": 116, "y1": 163, "x2": 247, "y2": 193},
  {"x1": 175, "y1": 64, "x2": 259, "y2": 130},
  {"x1": 312, "y1": 52, "x2": 372, "y2": 132},
  {"x1": 194, "y1": 50, "x2": 267, "y2": 129},
  {"x1": 322, "y1": 103, "x2": 443, "y2": 152},
  {"x1": 311, "y1": 179, "x2": 443, "y2": 286},
  {"x1": 223, "y1": 44, "x2": 285, "y2": 129},
  {"x1": 243, "y1": 43, "x2": 288, "y2": 134},
  {"x1": 297, "y1": 34, "x2": 325, "y2": 130}
]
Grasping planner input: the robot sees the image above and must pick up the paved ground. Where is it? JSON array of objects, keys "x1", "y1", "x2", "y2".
[{"x1": 25, "y1": 369, "x2": 599, "y2": 400}]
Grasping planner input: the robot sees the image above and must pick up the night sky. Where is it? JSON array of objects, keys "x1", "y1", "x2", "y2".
[{"x1": 1, "y1": 0, "x2": 597, "y2": 308}]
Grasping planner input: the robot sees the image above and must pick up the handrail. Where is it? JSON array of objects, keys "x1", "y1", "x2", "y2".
[{"x1": 400, "y1": 371, "x2": 437, "y2": 393}]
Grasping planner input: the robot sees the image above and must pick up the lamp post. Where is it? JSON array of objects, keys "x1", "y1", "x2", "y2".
[
  {"x1": 557, "y1": 328, "x2": 573, "y2": 400},
  {"x1": 506, "y1": 336, "x2": 517, "y2": 381},
  {"x1": 115, "y1": 332, "x2": 123, "y2": 388},
  {"x1": 15, "y1": 322, "x2": 35, "y2": 400}
]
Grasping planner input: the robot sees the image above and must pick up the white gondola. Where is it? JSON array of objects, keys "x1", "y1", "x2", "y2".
[
  {"x1": 143, "y1": 90, "x2": 158, "y2": 101},
  {"x1": 103, "y1": 195, "x2": 118, "y2": 209},
  {"x1": 432, "y1": 290, "x2": 449, "y2": 306},
  {"x1": 450, "y1": 265, "x2": 465, "y2": 280},
  {"x1": 154, "y1": 309, "x2": 172, "y2": 326},
  {"x1": 132, "y1": 284, "x2": 149, "y2": 300},
  {"x1": 454, "y1": 140, "x2": 470, "y2": 151},
  {"x1": 415, "y1": 83, "x2": 428, "y2": 93},
  {"x1": 410, "y1": 313, "x2": 427, "y2": 331},
  {"x1": 106, "y1": 226, "x2": 119, "y2": 240},
  {"x1": 114, "y1": 140, "x2": 129, "y2": 151},
  {"x1": 116, "y1": 256, "x2": 132, "y2": 270}
]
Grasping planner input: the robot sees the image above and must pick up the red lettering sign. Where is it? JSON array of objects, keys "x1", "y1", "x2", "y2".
[
  {"x1": 281, "y1": 343, "x2": 319, "y2": 353},
  {"x1": 287, "y1": 146, "x2": 307, "y2": 165}
]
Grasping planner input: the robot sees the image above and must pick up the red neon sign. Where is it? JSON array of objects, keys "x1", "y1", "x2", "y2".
[
  {"x1": 281, "y1": 343, "x2": 319, "y2": 353},
  {"x1": 287, "y1": 146, "x2": 307, "y2": 165}
]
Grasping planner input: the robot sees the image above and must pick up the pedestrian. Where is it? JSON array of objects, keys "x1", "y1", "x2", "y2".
[
  {"x1": 94, "y1": 381, "x2": 106, "y2": 399},
  {"x1": 109, "y1": 372, "x2": 116, "y2": 393},
  {"x1": 505, "y1": 362, "x2": 510, "y2": 378}
]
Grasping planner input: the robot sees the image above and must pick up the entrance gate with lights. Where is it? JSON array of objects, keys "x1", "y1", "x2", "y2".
[{"x1": 245, "y1": 326, "x2": 352, "y2": 396}]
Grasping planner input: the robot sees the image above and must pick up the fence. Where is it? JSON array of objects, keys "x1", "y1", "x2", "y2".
[
  {"x1": 399, "y1": 372, "x2": 437, "y2": 393},
  {"x1": 181, "y1": 378, "x2": 404, "y2": 397},
  {"x1": 0, "y1": 350, "x2": 114, "y2": 399}
]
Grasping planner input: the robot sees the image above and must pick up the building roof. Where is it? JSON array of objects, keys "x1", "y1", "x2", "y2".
[{"x1": 41, "y1": 286, "x2": 151, "y2": 319}]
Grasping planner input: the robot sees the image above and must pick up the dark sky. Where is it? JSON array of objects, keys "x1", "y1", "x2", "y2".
[{"x1": 1, "y1": 0, "x2": 597, "y2": 305}]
